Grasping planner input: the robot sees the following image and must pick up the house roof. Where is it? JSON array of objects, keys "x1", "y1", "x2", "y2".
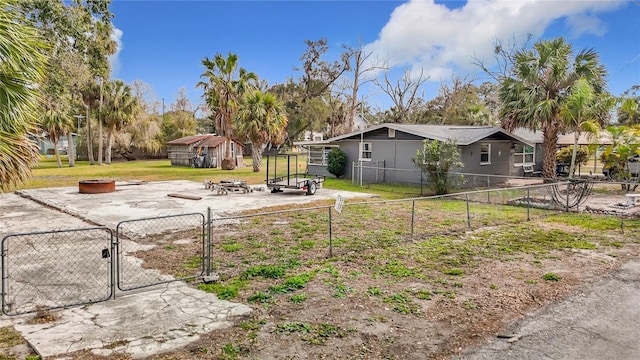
[
  {"x1": 557, "y1": 132, "x2": 612, "y2": 146},
  {"x1": 166, "y1": 134, "x2": 244, "y2": 148},
  {"x1": 510, "y1": 128, "x2": 544, "y2": 144},
  {"x1": 509, "y1": 129, "x2": 613, "y2": 146},
  {"x1": 295, "y1": 123, "x2": 533, "y2": 146}
]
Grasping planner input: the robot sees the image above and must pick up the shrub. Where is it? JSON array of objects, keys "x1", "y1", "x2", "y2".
[
  {"x1": 412, "y1": 139, "x2": 464, "y2": 195},
  {"x1": 556, "y1": 146, "x2": 588, "y2": 166},
  {"x1": 327, "y1": 148, "x2": 347, "y2": 178}
]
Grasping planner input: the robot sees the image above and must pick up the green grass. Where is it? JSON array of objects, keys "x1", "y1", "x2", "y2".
[
  {"x1": 16, "y1": 156, "x2": 297, "y2": 190},
  {"x1": 542, "y1": 272, "x2": 561, "y2": 281},
  {"x1": 18, "y1": 156, "x2": 412, "y2": 201},
  {"x1": 274, "y1": 321, "x2": 350, "y2": 345},
  {"x1": 268, "y1": 272, "x2": 315, "y2": 294}
]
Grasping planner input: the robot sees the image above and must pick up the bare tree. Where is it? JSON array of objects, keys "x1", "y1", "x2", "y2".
[
  {"x1": 373, "y1": 67, "x2": 428, "y2": 123},
  {"x1": 172, "y1": 87, "x2": 193, "y2": 112},
  {"x1": 131, "y1": 80, "x2": 160, "y2": 114},
  {"x1": 341, "y1": 42, "x2": 387, "y2": 132},
  {"x1": 471, "y1": 34, "x2": 533, "y2": 82},
  {"x1": 297, "y1": 38, "x2": 350, "y2": 102}
]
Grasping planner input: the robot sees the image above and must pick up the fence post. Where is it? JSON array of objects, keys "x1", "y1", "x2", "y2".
[
  {"x1": 526, "y1": 188, "x2": 531, "y2": 221},
  {"x1": 110, "y1": 230, "x2": 116, "y2": 299},
  {"x1": 328, "y1": 207, "x2": 333, "y2": 257},
  {"x1": 565, "y1": 182, "x2": 570, "y2": 212},
  {"x1": 352, "y1": 161, "x2": 355, "y2": 185},
  {"x1": 206, "y1": 207, "x2": 212, "y2": 277},
  {"x1": 465, "y1": 193, "x2": 471, "y2": 229},
  {"x1": 411, "y1": 199, "x2": 415, "y2": 238},
  {"x1": 487, "y1": 176, "x2": 491, "y2": 203}
]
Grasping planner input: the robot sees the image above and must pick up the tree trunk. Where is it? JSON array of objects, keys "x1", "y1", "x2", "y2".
[
  {"x1": 85, "y1": 104, "x2": 95, "y2": 165},
  {"x1": 98, "y1": 80, "x2": 103, "y2": 165},
  {"x1": 569, "y1": 132, "x2": 579, "y2": 178},
  {"x1": 54, "y1": 139, "x2": 62, "y2": 168},
  {"x1": 67, "y1": 131, "x2": 75, "y2": 167},
  {"x1": 105, "y1": 127, "x2": 113, "y2": 165},
  {"x1": 98, "y1": 118, "x2": 103, "y2": 164},
  {"x1": 541, "y1": 121, "x2": 559, "y2": 179},
  {"x1": 225, "y1": 136, "x2": 233, "y2": 161},
  {"x1": 251, "y1": 142, "x2": 262, "y2": 172}
]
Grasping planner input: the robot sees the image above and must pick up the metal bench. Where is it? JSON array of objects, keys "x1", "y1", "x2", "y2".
[{"x1": 523, "y1": 165, "x2": 542, "y2": 177}]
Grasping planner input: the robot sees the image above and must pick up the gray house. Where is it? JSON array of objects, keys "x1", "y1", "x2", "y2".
[{"x1": 296, "y1": 123, "x2": 537, "y2": 185}]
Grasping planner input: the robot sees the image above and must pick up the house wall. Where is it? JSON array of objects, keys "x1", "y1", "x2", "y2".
[
  {"x1": 308, "y1": 137, "x2": 517, "y2": 184},
  {"x1": 460, "y1": 140, "x2": 512, "y2": 175}
]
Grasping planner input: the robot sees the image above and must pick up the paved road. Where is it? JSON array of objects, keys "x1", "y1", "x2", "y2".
[{"x1": 455, "y1": 257, "x2": 640, "y2": 360}]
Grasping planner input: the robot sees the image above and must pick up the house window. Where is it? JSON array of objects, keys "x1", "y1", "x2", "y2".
[
  {"x1": 513, "y1": 143, "x2": 534, "y2": 165},
  {"x1": 388, "y1": 128, "x2": 395, "y2": 138},
  {"x1": 359, "y1": 142, "x2": 372, "y2": 161},
  {"x1": 308, "y1": 146, "x2": 336, "y2": 165},
  {"x1": 480, "y1": 143, "x2": 491, "y2": 165}
]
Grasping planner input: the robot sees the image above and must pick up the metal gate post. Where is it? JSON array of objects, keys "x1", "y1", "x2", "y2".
[
  {"x1": 111, "y1": 230, "x2": 116, "y2": 299},
  {"x1": 206, "y1": 207, "x2": 212, "y2": 276}
]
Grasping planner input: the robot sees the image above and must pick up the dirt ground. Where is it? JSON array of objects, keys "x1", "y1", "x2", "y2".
[
  {"x1": 136, "y1": 243, "x2": 639, "y2": 360},
  {"x1": 3, "y1": 189, "x2": 640, "y2": 360},
  {"x1": 63, "y1": 198, "x2": 640, "y2": 359}
]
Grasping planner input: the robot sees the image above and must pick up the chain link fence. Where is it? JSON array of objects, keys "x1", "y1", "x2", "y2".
[
  {"x1": 204, "y1": 182, "x2": 584, "y2": 278},
  {"x1": 2, "y1": 180, "x2": 632, "y2": 315},
  {"x1": 116, "y1": 213, "x2": 206, "y2": 291},
  {"x1": 1, "y1": 227, "x2": 114, "y2": 315}
]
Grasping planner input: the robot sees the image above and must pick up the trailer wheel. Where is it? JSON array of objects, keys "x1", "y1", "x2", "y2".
[{"x1": 306, "y1": 181, "x2": 317, "y2": 195}]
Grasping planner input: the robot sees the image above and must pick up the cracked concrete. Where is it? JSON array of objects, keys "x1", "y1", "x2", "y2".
[
  {"x1": 8, "y1": 282, "x2": 251, "y2": 359},
  {"x1": 0, "y1": 182, "x2": 377, "y2": 358},
  {"x1": 455, "y1": 258, "x2": 640, "y2": 360}
]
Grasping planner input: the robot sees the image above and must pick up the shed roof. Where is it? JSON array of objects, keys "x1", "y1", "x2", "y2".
[
  {"x1": 166, "y1": 134, "x2": 244, "y2": 148},
  {"x1": 166, "y1": 134, "x2": 213, "y2": 145}
]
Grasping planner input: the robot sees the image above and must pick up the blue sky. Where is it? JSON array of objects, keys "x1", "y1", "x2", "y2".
[{"x1": 109, "y1": 0, "x2": 640, "y2": 113}]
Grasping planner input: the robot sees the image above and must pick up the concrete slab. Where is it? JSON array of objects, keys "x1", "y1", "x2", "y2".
[
  {"x1": 0, "y1": 182, "x2": 378, "y2": 359},
  {"x1": 16, "y1": 180, "x2": 378, "y2": 235},
  {"x1": 10, "y1": 282, "x2": 251, "y2": 359}
]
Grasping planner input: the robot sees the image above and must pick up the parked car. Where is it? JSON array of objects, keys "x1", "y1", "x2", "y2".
[{"x1": 602, "y1": 155, "x2": 640, "y2": 179}]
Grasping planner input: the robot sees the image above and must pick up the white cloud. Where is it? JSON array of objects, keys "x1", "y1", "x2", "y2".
[
  {"x1": 110, "y1": 27, "x2": 124, "y2": 76},
  {"x1": 365, "y1": 0, "x2": 625, "y2": 83}
]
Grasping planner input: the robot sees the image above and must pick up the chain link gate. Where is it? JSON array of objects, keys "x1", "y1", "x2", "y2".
[
  {"x1": 1, "y1": 227, "x2": 114, "y2": 316},
  {"x1": 116, "y1": 212, "x2": 206, "y2": 291}
]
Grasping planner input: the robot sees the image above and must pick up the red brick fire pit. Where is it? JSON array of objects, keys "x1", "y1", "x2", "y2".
[{"x1": 79, "y1": 179, "x2": 116, "y2": 194}]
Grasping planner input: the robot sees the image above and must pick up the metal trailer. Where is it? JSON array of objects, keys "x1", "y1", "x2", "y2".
[{"x1": 265, "y1": 153, "x2": 325, "y2": 195}]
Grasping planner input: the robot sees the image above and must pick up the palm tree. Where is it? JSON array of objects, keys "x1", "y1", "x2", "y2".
[
  {"x1": 560, "y1": 78, "x2": 613, "y2": 177},
  {"x1": 236, "y1": 90, "x2": 289, "y2": 172},
  {"x1": 102, "y1": 80, "x2": 139, "y2": 164},
  {"x1": 197, "y1": 53, "x2": 257, "y2": 168},
  {"x1": 41, "y1": 98, "x2": 74, "y2": 168},
  {"x1": 500, "y1": 37, "x2": 607, "y2": 178},
  {"x1": 0, "y1": 0, "x2": 47, "y2": 191}
]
